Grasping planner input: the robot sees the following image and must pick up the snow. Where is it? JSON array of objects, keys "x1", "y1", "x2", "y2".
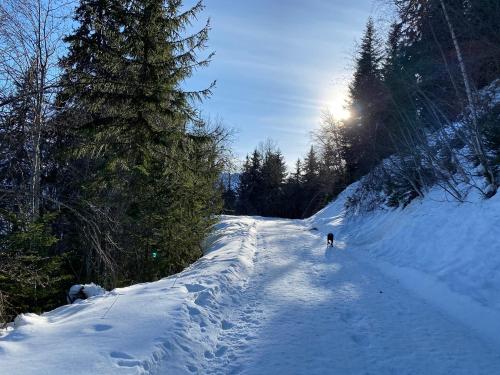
[
  {"x1": 81, "y1": 283, "x2": 107, "y2": 298},
  {"x1": 68, "y1": 283, "x2": 107, "y2": 303},
  {"x1": 1, "y1": 187, "x2": 500, "y2": 373},
  {"x1": 311, "y1": 184, "x2": 500, "y2": 344},
  {"x1": 0, "y1": 217, "x2": 258, "y2": 374}
]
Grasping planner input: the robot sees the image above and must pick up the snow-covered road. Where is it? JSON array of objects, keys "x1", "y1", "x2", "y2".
[
  {"x1": 2, "y1": 215, "x2": 500, "y2": 374},
  {"x1": 196, "y1": 218, "x2": 500, "y2": 375}
]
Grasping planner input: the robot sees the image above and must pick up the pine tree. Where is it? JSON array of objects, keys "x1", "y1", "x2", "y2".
[
  {"x1": 343, "y1": 18, "x2": 385, "y2": 180},
  {"x1": 301, "y1": 146, "x2": 322, "y2": 217},
  {"x1": 237, "y1": 150, "x2": 263, "y2": 215},
  {"x1": 292, "y1": 159, "x2": 302, "y2": 184},
  {"x1": 0, "y1": 213, "x2": 72, "y2": 323},
  {"x1": 58, "y1": 0, "x2": 218, "y2": 285},
  {"x1": 283, "y1": 158, "x2": 304, "y2": 218},
  {"x1": 303, "y1": 146, "x2": 320, "y2": 186},
  {"x1": 349, "y1": 18, "x2": 384, "y2": 113},
  {"x1": 380, "y1": 21, "x2": 415, "y2": 152},
  {"x1": 394, "y1": 0, "x2": 467, "y2": 122},
  {"x1": 221, "y1": 174, "x2": 237, "y2": 214},
  {"x1": 260, "y1": 149, "x2": 287, "y2": 216}
]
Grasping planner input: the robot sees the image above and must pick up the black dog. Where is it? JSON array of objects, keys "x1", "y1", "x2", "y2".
[{"x1": 327, "y1": 233, "x2": 334, "y2": 247}]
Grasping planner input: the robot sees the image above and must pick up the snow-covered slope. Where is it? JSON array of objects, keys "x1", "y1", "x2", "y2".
[
  {"x1": 310, "y1": 183, "x2": 500, "y2": 344},
  {"x1": 0, "y1": 217, "x2": 258, "y2": 374},
  {"x1": 1, "y1": 186, "x2": 500, "y2": 374}
]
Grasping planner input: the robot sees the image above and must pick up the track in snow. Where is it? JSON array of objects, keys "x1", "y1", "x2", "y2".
[
  {"x1": 199, "y1": 218, "x2": 500, "y2": 375},
  {"x1": 3, "y1": 216, "x2": 499, "y2": 374}
]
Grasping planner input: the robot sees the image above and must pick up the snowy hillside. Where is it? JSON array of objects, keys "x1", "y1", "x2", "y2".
[
  {"x1": 1, "y1": 187, "x2": 500, "y2": 374},
  {"x1": 311, "y1": 183, "x2": 500, "y2": 344}
]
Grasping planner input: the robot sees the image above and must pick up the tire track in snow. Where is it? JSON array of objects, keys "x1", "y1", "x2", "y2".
[
  {"x1": 202, "y1": 218, "x2": 500, "y2": 374},
  {"x1": 200, "y1": 226, "x2": 270, "y2": 374},
  {"x1": 149, "y1": 216, "x2": 500, "y2": 374}
]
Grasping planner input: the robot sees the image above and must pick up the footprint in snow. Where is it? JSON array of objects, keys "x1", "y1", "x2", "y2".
[
  {"x1": 93, "y1": 324, "x2": 112, "y2": 332},
  {"x1": 221, "y1": 320, "x2": 234, "y2": 330},
  {"x1": 187, "y1": 306, "x2": 201, "y2": 316},
  {"x1": 81, "y1": 324, "x2": 112, "y2": 334},
  {"x1": 184, "y1": 284, "x2": 206, "y2": 293},
  {"x1": 110, "y1": 351, "x2": 143, "y2": 368},
  {"x1": 110, "y1": 351, "x2": 134, "y2": 360},
  {"x1": 194, "y1": 291, "x2": 212, "y2": 307},
  {"x1": 215, "y1": 346, "x2": 228, "y2": 358}
]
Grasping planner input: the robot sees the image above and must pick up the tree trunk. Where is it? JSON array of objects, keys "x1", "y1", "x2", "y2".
[{"x1": 439, "y1": 0, "x2": 497, "y2": 196}]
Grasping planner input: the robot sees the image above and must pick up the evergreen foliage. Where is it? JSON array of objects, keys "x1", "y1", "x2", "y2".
[
  {"x1": 334, "y1": 1, "x2": 500, "y2": 207},
  {"x1": 233, "y1": 142, "x2": 345, "y2": 219},
  {"x1": 1, "y1": 0, "x2": 225, "y2": 322},
  {"x1": 58, "y1": 0, "x2": 221, "y2": 285},
  {"x1": 0, "y1": 52, "x2": 73, "y2": 323},
  {"x1": 0, "y1": 213, "x2": 73, "y2": 323},
  {"x1": 342, "y1": 18, "x2": 387, "y2": 180}
]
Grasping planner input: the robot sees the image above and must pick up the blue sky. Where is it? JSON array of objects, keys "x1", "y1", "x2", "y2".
[{"x1": 188, "y1": 0, "x2": 376, "y2": 166}]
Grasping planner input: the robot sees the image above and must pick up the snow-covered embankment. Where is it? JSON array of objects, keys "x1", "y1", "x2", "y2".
[
  {"x1": 0, "y1": 217, "x2": 257, "y2": 374},
  {"x1": 310, "y1": 184, "x2": 500, "y2": 345}
]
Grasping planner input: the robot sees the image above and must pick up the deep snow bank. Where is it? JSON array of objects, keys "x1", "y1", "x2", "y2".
[
  {"x1": 0, "y1": 216, "x2": 257, "y2": 374},
  {"x1": 310, "y1": 184, "x2": 500, "y2": 344}
]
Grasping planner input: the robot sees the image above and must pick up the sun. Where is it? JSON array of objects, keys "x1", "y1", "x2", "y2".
[
  {"x1": 327, "y1": 101, "x2": 351, "y2": 121},
  {"x1": 321, "y1": 86, "x2": 351, "y2": 121}
]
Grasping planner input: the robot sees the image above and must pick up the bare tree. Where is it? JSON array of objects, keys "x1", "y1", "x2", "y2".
[
  {"x1": 0, "y1": 0, "x2": 70, "y2": 221},
  {"x1": 438, "y1": 0, "x2": 497, "y2": 197}
]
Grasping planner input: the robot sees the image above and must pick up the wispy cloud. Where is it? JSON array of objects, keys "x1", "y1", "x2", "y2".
[{"x1": 189, "y1": 0, "x2": 375, "y2": 164}]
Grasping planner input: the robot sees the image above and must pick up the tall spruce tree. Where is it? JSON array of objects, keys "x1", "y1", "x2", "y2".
[
  {"x1": 237, "y1": 150, "x2": 263, "y2": 215},
  {"x1": 343, "y1": 18, "x2": 385, "y2": 181},
  {"x1": 380, "y1": 21, "x2": 416, "y2": 152},
  {"x1": 283, "y1": 158, "x2": 304, "y2": 218},
  {"x1": 260, "y1": 148, "x2": 287, "y2": 217},
  {"x1": 301, "y1": 146, "x2": 322, "y2": 217},
  {"x1": 59, "y1": 0, "x2": 219, "y2": 285},
  {"x1": 303, "y1": 146, "x2": 320, "y2": 186}
]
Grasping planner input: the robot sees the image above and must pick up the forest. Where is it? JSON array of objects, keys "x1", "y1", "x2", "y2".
[
  {"x1": 1, "y1": 0, "x2": 499, "y2": 326},
  {"x1": 0, "y1": 0, "x2": 227, "y2": 324},
  {"x1": 227, "y1": 1, "x2": 499, "y2": 218}
]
